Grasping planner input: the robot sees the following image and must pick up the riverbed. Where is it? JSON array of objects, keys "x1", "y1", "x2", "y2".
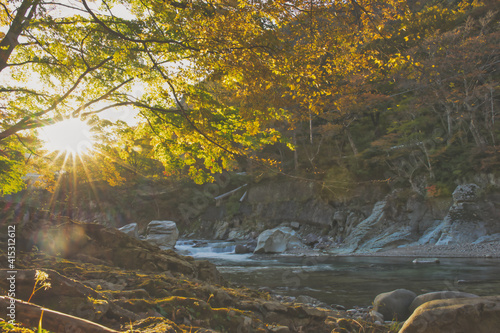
[{"x1": 176, "y1": 240, "x2": 500, "y2": 308}]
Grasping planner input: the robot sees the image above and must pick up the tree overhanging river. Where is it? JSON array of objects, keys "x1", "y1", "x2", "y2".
[{"x1": 176, "y1": 240, "x2": 500, "y2": 308}]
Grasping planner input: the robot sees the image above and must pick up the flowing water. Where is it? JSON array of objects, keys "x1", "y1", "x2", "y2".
[{"x1": 176, "y1": 240, "x2": 500, "y2": 308}]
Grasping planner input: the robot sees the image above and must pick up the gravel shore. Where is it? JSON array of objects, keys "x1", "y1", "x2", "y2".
[{"x1": 348, "y1": 242, "x2": 500, "y2": 258}]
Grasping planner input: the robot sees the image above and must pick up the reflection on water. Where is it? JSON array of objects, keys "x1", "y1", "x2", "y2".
[{"x1": 176, "y1": 240, "x2": 500, "y2": 307}]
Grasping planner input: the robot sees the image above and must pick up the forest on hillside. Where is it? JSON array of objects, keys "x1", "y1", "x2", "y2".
[{"x1": 1, "y1": 0, "x2": 499, "y2": 212}]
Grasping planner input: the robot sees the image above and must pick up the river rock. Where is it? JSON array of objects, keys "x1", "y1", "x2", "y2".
[
  {"x1": 409, "y1": 291, "x2": 478, "y2": 313},
  {"x1": 254, "y1": 227, "x2": 304, "y2": 254},
  {"x1": 400, "y1": 296, "x2": 500, "y2": 333},
  {"x1": 303, "y1": 233, "x2": 320, "y2": 246},
  {"x1": 373, "y1": 288, "x2": 416, "y2": 321},
  {"x1": 235, "y1": 240, "x2": 257, "y2": 253},
  {"x1": 295, "y1": 295, "x2": 322, "y2": 306},
  {"x1": 369, "y1": 310, "x2": 384, "y2": 323},
  {"x1": 234, "y1": 244, "x2": 251, "y2": 254},
  {"x1": 412, "y1": 258, "x2": 440, "y2": 264},
  {"x1": 145, "y1": 220, "x2": 179, "y2": 250},
  {"x1": 118, "y1": 223, "x2": 139, "y2": 238}
]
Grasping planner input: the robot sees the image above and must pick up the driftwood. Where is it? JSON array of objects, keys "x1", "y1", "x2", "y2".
[
  {"x1": 0, "y1": 296, "x2": 120, "y2": 333},
  {"x1": 214, "y1": 184, "x2": 247, "y2": 206}
]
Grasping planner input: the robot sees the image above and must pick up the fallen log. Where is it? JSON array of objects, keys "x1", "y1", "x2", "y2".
[{"x1": 0, "y1": 297, "x2": 120, "y2": 333}]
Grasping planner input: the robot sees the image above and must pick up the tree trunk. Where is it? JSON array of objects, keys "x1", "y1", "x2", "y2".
[
  {"x1": 446, "y1": 105, "x2": 453, "y2": 146},
  {"x1": 469, "y1": 118, "x2": 487, "y2": 148},
  {"x1": 0, "y1": 0, "x2": 39, "y2": 72},
  {"x1": 309, "y1": 111, "x2": 313, "y2": 145},
  {"x1": 293, "y1": 130, "x2": 299, "y2": 171},
  {"x1": 345, "y1": 127, "x2": 358, "y2": 156}
]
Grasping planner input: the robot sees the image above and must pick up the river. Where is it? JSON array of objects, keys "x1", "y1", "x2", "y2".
[{"x1": 176, "y1": 240, "x2": 500, "y2": 308}]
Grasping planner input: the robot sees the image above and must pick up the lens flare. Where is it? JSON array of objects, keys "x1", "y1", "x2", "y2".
[{"x1": 39, "y1": 118, "x2": 95, "y2": 155}]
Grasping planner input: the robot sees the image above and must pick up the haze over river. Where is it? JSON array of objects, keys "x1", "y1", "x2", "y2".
[{"x1": 176, "y1": 240, "x2": 500, "y2": 308}]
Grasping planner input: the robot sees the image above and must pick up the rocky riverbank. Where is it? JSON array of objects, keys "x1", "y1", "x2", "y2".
[
  {"x1": 0, "y1": 219, "x2": 395, "y2": 333},
  {"x1": 348, "y1": 242, "x2": 500, "y2": 258},
  {"x1": 187, "y1": 181, "x2": 500, "y2": 261},
  {"x1": 3, "y1": 217, "x2": 500, "y2": 333}
]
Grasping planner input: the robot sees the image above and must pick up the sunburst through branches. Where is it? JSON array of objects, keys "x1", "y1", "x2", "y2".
[{"x1": 39, "y1": 117, "x2": 96, "y2": 155}]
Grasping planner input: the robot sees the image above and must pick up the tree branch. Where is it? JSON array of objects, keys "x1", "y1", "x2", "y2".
[
  {"x1": 81, "y1": 0, "x2": 200, "y2": 51},
  {"x1": 0, "y1": 0, "x2": 40, "y2": 72},
  {"x1": 72, "y1": 77, "x2": 134, "y2": 117},
  {"x1": 0, "y1": 87, "x2": 47, "y2": 97},
  {"x1": 0, "y1": 56, "x2": 113, "y2": 142}
]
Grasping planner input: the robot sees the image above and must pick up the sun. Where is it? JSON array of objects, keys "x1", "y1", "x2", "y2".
[{"x1": 39, "y1": 117, "x2": 95, "y2": 155}]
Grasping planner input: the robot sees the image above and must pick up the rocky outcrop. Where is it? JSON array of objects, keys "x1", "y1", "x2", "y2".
[
  {"x1": 432, "y1": 185, "x2": 488, "y2": 245},
  {"x1": 400, "y1": 296, "x2": 500, "y2": 333},
  {"x1": 333, "y1": 201, "x2": 389, "y2": 253},
  {"x1": 254, "y1": 226, "x2": 305, "y2": 254},
  {"x1": 326, "y1": 183, "x2": 500, "y2": 254},
  {"x1": 329, "y1": 199, "x2": 420, "y2": 254},
  {"x1": 1, "y1": 224, "x2": 396, "y2": 333},
  {"x1": 452, "y1": 183, "x2": 481, "y2": 203},
  {"x1": 145, "y1": 220, "x2": 179, "y2": 250},
  {"x1": 193, "y1": 178, "x2": 499, "y2": 255},
  {"x1": 24, "y1": 220, "x2": 221, "y2": 283},
  {"x1": 373, "y1": 289, "x2": 416, "y2": 321}
]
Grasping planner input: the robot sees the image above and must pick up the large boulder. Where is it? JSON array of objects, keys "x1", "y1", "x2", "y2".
[
  {"x1": 400, "y1": 296, "x2": 500, "y2": 333},
  {"x1": 254, "y1": 227, "x2": 304, "y2": 254},
  {"x1": 409, "y1": 291, "x2": 478, "y2": 313},
  {"x1": 118, "y1": 223, "x2": 139, "y2": 238},
  {"x1": 145, "y1": 220, "x2": 179, "y2": 250},
  {"x1": 373, "y1": 289, "x2": 416, "y2": 321}
]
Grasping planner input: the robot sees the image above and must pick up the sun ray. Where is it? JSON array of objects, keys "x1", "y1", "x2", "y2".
[
  {"x1": 92, "y1": 149, "x2": 147, "y2": 179},
  {"x1": 48, "y1": 151, "x2": 72, "y2": 217},
  {"x1": 77, "y1": 152, "x2": 103, "y2": 217}
]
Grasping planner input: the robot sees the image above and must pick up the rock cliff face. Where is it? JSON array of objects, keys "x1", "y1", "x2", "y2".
[
  {"x1": 192, "y1": 176, "x2": 500, "y2": 254},
  {"x1": 329, "y1": 183, "x2": 500, "y2": 253},
  {"x1": 432, "y1": 184, "x2": 498, "y2": 245}
]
